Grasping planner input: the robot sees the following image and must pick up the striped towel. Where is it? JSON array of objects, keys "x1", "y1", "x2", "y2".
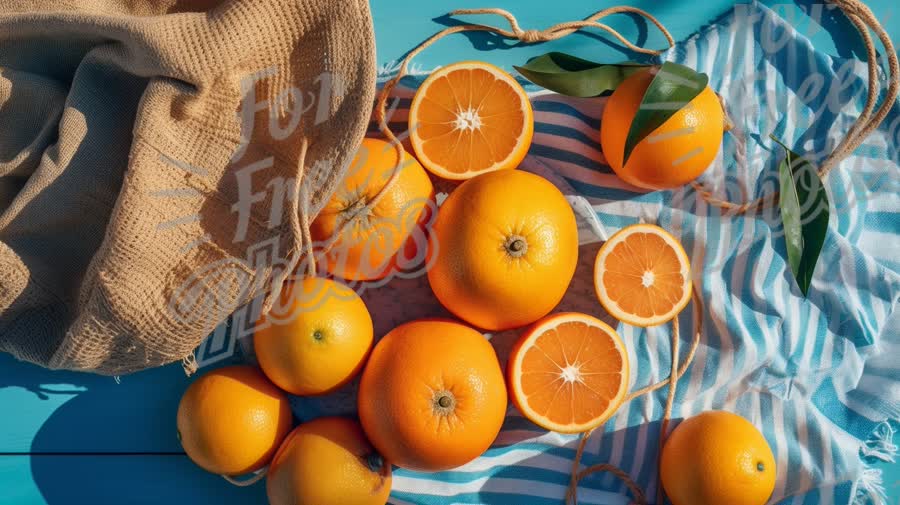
[{"x1": 205, "y1": 2, "x2": 899, "y2": 504}]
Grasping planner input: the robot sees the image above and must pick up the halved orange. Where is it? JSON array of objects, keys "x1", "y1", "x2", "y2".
[
  {"x1": 507, "y1": 312, "x2": 630, "y2": 434},
  {"x1": 594, "y1": 224, "x2": 692, "y2": 327},
  {"x1": 408, "y1": 61, "x2": 534, "y2": 180}
]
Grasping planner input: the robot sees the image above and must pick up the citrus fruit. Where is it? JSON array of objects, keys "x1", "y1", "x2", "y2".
[
  {"x1": 600, "y1": 67, "x2": 724, "y2": 190},
  {"x1": 357, "y1": 319, "x2": 507, "y2": 472},
  {"x1": 267, "y1": 417, "x2": 391, "y2": 505},
  {"x1": 311, "y1": 137, "x2": 434, "y2": 281},
  {"x1": 254, "y1": 277, "x2": 373, "y2": 396},
  {"x1": 408, "y1": 61, "x2": 534, "y2": 180},
  {"x1": 507, "y1": 312, "x2": 630, "y2": 434},
  {"x1": 427, "y1": 170, "x2": 578, "y2": 331},
  {"x1": 176, "y1": 365, "x2": 292, "y2": 475},
  {"x1": 594, "y1": 223, "x2": 692, "y2": 327},
  {"x1": 660, "y1": 410, "x2": 776, "y2": 505}
]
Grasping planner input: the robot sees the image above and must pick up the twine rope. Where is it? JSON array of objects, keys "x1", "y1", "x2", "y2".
[
  {"x1": 693, "y1": 0, "x2": 898, "y2": 214},
  {"x1": 222, "y1": 468, "x2": 267, "y2": 487},
  {"x1": 565, "y1": 288, "x2": 703, "y2": 505},
  {"x1": 261, "y1": 138, "x2": 309, "y2": 315},
  {"x1": 374, "y1": 1, "x2": 897, "y2": 219}
]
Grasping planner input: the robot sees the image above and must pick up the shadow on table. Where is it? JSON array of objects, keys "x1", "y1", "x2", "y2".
[
  {"x1": 0, "y1": 354, "x2": 91, "y2": 400},
  {"x1": 792, "y1": 0, "x2": 871, "y2": 61},
  {"x1": 0, "y1": 353, "x2": 265, "y2": 503},
  {"x1": 28, "y1": 452, "x2": 267, "y2": 505}
]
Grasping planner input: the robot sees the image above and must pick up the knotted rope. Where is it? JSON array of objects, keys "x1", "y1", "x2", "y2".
[
  {"x1": 565, "y1": 288, "x2": 703, "y2": 505},
  {"x1": 374, "y1": 1, "x2": 897, "y2": 219},
  {"x1": 691, "y1": 0, "x2": 898, "y2": 214}
]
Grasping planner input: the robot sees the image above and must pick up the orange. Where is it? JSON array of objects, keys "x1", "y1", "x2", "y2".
[
  {"x1": 507, "y1": 312, "x2": 629, "y2": 434},
  {"x1": 311, "y1": 137, "x2": 434, "y2": 281},
  {"x1": 254, "y1": 277, "x2": 373, "y2": 396},
  {"x1": 594, "y1": 223, "x2": 692, "y2": 327},
  {"x1": 600, "y1": 67, "x2": 724, "y2": 190},
  {"x1": 176, "y1": 365, "x2": 292, "y2": 475},
  {"x1": 427, "y1": 170, "x2": 578, "y2": 331},
  {"x1": 660, "y1": 410, "x2": 776, "y2": 505},
  {"x1": 357, "y1": 319, "x2": 507, "y2": 472},
  {"x1": 267, "y1": 417, "x2": 391, "y2": 505},
  {"x1": 409, "y1": 61, "x2": 534, "y2": 180}
]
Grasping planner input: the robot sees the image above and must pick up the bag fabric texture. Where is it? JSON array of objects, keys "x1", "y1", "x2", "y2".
[{"x1": 0, "y1": 0, "x2": 376, "y2": 374}]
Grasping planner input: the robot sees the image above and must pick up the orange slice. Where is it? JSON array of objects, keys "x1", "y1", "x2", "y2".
[
  {"x1": 408, "y1": 61, "x2": 534, "y2": 180},
  {"x1": 594, "y1": 224, "x2": 692, "y2": 327},
  {"x1": 507, "y1": 312, "x2": 630, "y2": 434}
]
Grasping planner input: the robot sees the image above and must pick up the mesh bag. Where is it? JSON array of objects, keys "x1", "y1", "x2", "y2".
[{"x1": 0, "y1": 0, "x2": 376, "y2": 374}]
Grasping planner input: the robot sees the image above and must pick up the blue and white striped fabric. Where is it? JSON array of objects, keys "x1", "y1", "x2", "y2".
[{"x1": 236, "y1": 2, "x2": 900, "y2": 504}]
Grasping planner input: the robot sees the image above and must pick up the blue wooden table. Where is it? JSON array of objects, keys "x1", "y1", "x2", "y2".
[{"x1": 2, "y1": 1, "x2": 898, "y2": 504}]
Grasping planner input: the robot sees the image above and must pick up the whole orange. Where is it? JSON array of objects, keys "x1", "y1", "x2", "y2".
[
  {"x1": 600, "y1": 67, "x2": 724, "y2": 190},
  {"x1": 311, "y1": 137, "x2": 434, "y2": 281},
  {"x1": 427, "y1": 170, "x2": 579, "y2": 331},
  {"x1": 267, "y1": 417, "x2": 391, "y2": 505},
  {"x1": 254, "y1": 277, "x2": 373, "y2": 396},
  {"x1": 357, "y1": 319, "x2": 507, "y2": 472},
  {"x1": 176, "y1": 365, "x2": 292, "y2": 475},
  {"x1": 660, "y1": 410, "x2": 776, "y2": 505}
]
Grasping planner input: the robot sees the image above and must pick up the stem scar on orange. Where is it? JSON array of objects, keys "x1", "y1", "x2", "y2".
[
  {"x1": 660, "y1": 410, "x2": 776, "y2": 505},
  {"x1": 427, "y1": 170, "x2": 579, "y2": 331},
  {"x1": 357, "y1": 319, "x2": 507, "y2": 472},
  {"x1": 311, "y1": 137, "x2": 434, "y2": 281},
  {"x1": 254, "y1": 277, "x2": 373, "y2": 396},
  {"x1": 267, "y1": 417, "x2": 392, "y2": 505}
]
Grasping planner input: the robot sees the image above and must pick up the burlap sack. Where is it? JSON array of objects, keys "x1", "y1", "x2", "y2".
[{"x1": 0, "y1": 0, "x2": 376, "y2": 374}]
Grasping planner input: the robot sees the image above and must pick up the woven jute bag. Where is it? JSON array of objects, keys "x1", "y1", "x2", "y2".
[{"x1": 0, "y1": 0, "x2": 376, "y2": 374}]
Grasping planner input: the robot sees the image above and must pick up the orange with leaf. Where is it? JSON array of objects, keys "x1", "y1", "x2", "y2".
[
  {"x1": 601, "y1": 66, "x2": 724, "y2": 190},
  {"x1": 516, "y1": 55, "x2": 725, "y2": 190}
]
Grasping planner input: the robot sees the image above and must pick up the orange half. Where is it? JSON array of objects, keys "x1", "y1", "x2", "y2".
[
  {"x1": 508, "y1": 312, "x2": 630, "y2": 434},
  {"x1": 408, "y1": 61, "x2": 534, "y2": 180},
  {"x1": 594, "y1": 224, "x2": 692, "y2": 327}
]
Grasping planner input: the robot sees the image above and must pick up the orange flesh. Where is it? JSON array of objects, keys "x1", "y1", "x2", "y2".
[
  {"x1": 602, "y1": 232, "x2": 687, "y2": 319},
  {"x1": 519, "y1": 320, "x2": 625, "y2": 426},
  {"x1": 414, "y1": 67, "x2": 528, "y2": 174}
]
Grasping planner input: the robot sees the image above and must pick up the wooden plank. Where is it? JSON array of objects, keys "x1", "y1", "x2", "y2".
[
  {"x1": 0, "y1": 354, "x2": 201, "y2": 453},
  {"x1": 0, "y1": 455, "x2": 266, "y2": 505}
]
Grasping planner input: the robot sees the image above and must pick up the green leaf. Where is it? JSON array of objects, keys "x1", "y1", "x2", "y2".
[
  {"x1": 514, "y1": 52, "x2": 647, "y2": 98},
  {"x1": 622, "y1": 62, "x2": 709, "y2": 165},
  {"x1": 771, "y1": 135, "x2": 830, "y2": 296}
]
